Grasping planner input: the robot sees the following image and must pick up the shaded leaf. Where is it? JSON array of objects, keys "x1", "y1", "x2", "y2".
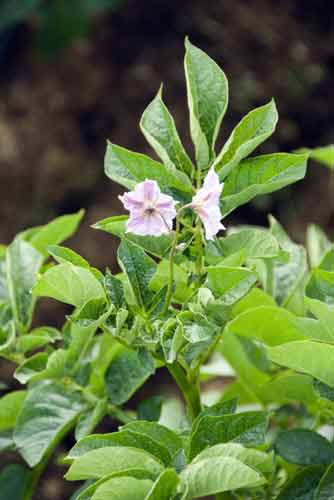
[
  {"x1": 105, "y1": 348, "x2": 155, "y2": 405},
  {"x1": 277, "y1": 466, "x2": 325, "y2": 500},
  {"x1": 276, "y1": 429, "x2": 334, "y2": 465},
  {"x1": 6, "y1": 238, "x2": 43, "y2": 332},
  {"x1": 14, "y1": 383, "x2": 84, "y2": 467},
  {"x1": 117, "y1": 240, "x2": 156, "y2": 309},
  {"x1": 189, "y1": 411, "x2": 269, "y2": 459}
]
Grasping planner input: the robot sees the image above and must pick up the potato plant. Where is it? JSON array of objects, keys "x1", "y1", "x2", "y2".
[{"x1": 0, "y1": 39, "x2": 334, "y2": 500}]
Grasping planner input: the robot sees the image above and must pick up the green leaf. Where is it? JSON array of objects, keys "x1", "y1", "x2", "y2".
[
  {"x1": 105, "y1": 348, "x2": 155, "y2": 405},
  {"x1": 14, "y1": 349, "x2": 69, "y2": 384},
  {"x1": 189, "y1": 411, "x2": 269, "y2": 460},
  {"x1": 150, "y1": 260, "x2": 192, "y2": 304},
  {"x1": 160, "y1": 318, "x2": 185, "y2": 363},
  {"x1": 0, "y1": 430, "x2": 14, "y2": 452},
  {"x1": 140, "y1": 89, "x2": 194, "y2": 175},
  {"x1": 268, "y1": 341, "x2": 334, "y2": 387},
  {"x1": 313, "y1": 380, "x2": 334, "y2": 401},
  {"x1": 14, "y1": 352, "x2": 48, "y2": 384},
  {"x1": 206, "y1": 266, "x2": 257, "y2": 304},
  {"x1": 145, "y1": 468, "x2": 180, "y2": 500},
  {"x1": 221, "y1": 153, "x2": 308, "y2": 217},
  {"x1": 93, "y1": 216, "x2": 173, "y2": 258},
  {"x1": 0, "y1": 464, "x2": 31, "y2": 500},
  {"x1": 0, "y1": 257, "x2": 9, "y2": 303},
  {"x1": 192, "y1": 443, "x2": 273, "y2": 473},
  {"x1": 300, "y1": 145, "x2": 334, "y2": 168},
  {"x1": 0, "y1": 391, "x2": 26, "y2": 431},
  {"x1": 214, "y1": 100, "x2": 278, "y2": 179},
  {"x1": 319, "y1": 248, "x2": 334, "y2": 271},
  {"x1": 231, "y1": 288, "x2": 276, "y2": 318},
  {"x1": 92, "y1": 477, "x2": 153, "y2": 500},
  {"x1": 306, "y1": 268, "x2": 334, "y2": 305},
  {"x1": 117, "y1": 240, "x2": 156, "y2": 309},
  {"x1": 221, "y1": 329, "x2": 271, "y2": 398},
  {"x1": 138, "y1": 396, "x2": 163, "y2": 422},
  {"x1": 208, "y1": 228, "x2": 280, "y2": 263},
  {"x1": 32, "y1": 263, "x2": 105, "y2": 307},
  {"x1": 29, "y1": 210, "x2": 84, "y2": 256},
  {"x1": 306, "y1": 225, "x2": 332, "y2": 269},
  {"x1": 16, "y1": 326, "x2": 61, "y2": 353},
  {"x1": 75, "y1": 399, "x2": 108, "y2": 441},
  {"x1": 184, "y1": 38, "x2": 228, "y2": 167},
  {"x1": 123, "y1": 421, "x2": 183, "y2": 460},
  {"x1": 306, "y1": 298, "x2": 334, "y2": 341},
  {"x1": 158, "y1": 398, "x2": 185, "y2": 432},
  {"x1": 6, "y1": 238, "x2": 43, "y2": 332},
  {"x1": 261, "y1": 216, "x2": 308, "y2": 314},
  {"x1": 181, "y1": 456, "x2": 264, "y2": 498},
  {"x1": 14, "y1": 383, "x2": 84, "y2": 467},
  {"x1": 259, "y1": 373, "x2": 317, "y2": 405},
  {"x1": 226, "y1": 306, "x2": 320, "y2": 346},
  {"x1": 277, "y1": 466, "x2": 325, "y2": 500},
  {"x1": 104, "y1": 270, "x2": 125, "y2": 308},
  {"x1": 48, "y1": 245, "x2": 90, "y2": 268},
  {"x1": 104, "y1": 142, "x2": 192, "y2": 197},
  {"x1": 68, "y1": 429, "x2": 173, "y2": 467},
  {"x1": 0, "y1": 322, "x2": 15, "y2": 355},
  {"x1": 72, "y1": 473, "x2": 150, "y2": 500},
  {"x1": 66, "y1": 446, "x2": 163, "y2": 481},
  {"x1": 316, "y1": 464, "x2": 334, "y2": 499},
  {"x1": 66, "y1": 299, "x2": 113, "y2": 369},
  {"x1": 276, "y1": 429, "x2": 334, "y2": 466}
]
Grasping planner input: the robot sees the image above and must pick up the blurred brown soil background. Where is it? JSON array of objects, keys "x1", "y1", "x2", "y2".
[{"x1": 0, "y1": 0, "x2": 333, "y2": 498}]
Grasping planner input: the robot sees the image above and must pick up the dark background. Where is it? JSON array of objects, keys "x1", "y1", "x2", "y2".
[{"x1": 0, "y1": 0, "x2": 333, "y2": 498}]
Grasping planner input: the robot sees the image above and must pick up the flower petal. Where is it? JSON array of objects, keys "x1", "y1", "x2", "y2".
[
  {"x1": 203, "y1": 167, "x2": 220, "y2": 191},
  {"x1": 141, "y1": 179, "x2": 160, "y2": 202},
  {"x1": 156, "y1": 193, "x2": 175, "y2": 209},
  {"x1": 200, "y1": 210, "x2": 226, "y2": 240},
  {"x1": 126, "y1": 212, "x2": 168, "y2": 236},
  {"x1": 119, "y1": 192, "x2": 143, "y2": 211},
  {"x1": 190, "y1": 167, "x2": 225, "y2": 239}
]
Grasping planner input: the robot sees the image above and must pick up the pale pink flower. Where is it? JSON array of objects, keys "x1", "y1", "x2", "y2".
[
  {"x1": 190, "y1": 167, "x2": 225, "y2": 240},
  {"x1": 119, "y1": 180, "x2": 177, "y2": 236}
]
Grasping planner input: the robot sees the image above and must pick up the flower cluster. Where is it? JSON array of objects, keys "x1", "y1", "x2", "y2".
[{"x1": 119, "y1": 167, "x2": 225, "y2": 240}]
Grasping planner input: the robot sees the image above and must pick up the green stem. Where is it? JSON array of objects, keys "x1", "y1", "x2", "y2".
[
  {"x1": 195, "y1": 220, "x2": 204, "y2": 278},
  {"x1": 163, "y1": 218, "x2": 180, "y2": 315},
  {"x1": 168, "y1": 362, "x2": 202, "y2": 421},
  {"x1": 23, "y1": 461, "x2": 46, "y2": 500},
  {"x1": 108, "y1": 404, "x2": 135, "y2": 424}
]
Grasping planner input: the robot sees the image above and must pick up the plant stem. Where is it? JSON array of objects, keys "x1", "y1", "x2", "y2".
[
  {"x1": 163, "y1": 218, "x2": 180, "y2": 315},
  {"x1": 168, "y1": 362, "x2": 201, "y2": 421},
  {"x1": 195, "y1": 220, "x2": 204, "y2": 278},
  {"x1": 108, "y1": 404, "x2": 135, "y2": 424},
  {"x1": 23, "y1": 461, "x2": 46, "y2": 500}
]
